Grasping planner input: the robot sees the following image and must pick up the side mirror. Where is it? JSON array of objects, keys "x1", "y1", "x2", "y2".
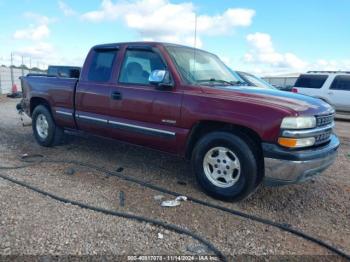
[{"x1": 149, "y1": 70, "x2": 172, "y2": 88}]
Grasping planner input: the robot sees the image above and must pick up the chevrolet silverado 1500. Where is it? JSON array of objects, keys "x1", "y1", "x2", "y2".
[{"x1": 18, "y1": 42, "x2": 340, "y2": 201}]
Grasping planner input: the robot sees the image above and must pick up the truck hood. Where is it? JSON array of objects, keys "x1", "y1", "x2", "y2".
[{"x1": 201, "y1": 86, "x2": 334, "y2": 116}]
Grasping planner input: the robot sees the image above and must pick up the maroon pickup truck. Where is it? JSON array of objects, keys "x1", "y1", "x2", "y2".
[{"x1": 19, "y1": 42, "x2": 339, "y2": 201}]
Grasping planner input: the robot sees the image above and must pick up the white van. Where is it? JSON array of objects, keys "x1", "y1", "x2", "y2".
[{"x1": 293, "y1": 71, "x2": 350, "y2": 116}]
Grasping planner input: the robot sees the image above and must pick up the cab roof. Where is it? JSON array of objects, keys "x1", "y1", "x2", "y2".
[{"x1": 91, "y1": 41, "x2": 210, "y2": 53}]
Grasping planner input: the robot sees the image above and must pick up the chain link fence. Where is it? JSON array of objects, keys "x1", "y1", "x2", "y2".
[
  {"x1": 0, "y1": 53, "x2": 47, "y2": 95},
  {"x1": 0, "y1": 67, "x2": 43, "y2": 94}
]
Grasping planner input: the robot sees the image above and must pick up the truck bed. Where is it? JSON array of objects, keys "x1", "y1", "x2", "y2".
[{"x1": 21, "y1": 75, "x2": 78, "y2": 129}]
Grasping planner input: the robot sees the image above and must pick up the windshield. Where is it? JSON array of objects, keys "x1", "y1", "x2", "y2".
[
  {"x1": 165, "y1": 46, "x2": 241, "y2": 85},
  {"x1": 238, "y1": 72, "x2": 276, "y2": 89}
]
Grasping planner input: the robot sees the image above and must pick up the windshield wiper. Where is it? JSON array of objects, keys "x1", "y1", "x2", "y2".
[
  {"x1": 196, "y1": 78, "x2": 243, "y2": 86},
  {"x1": 235, "y1": 81, "x2": 249, "y2": 86}
]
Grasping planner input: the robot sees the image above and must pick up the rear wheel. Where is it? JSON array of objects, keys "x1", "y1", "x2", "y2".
[
  {"x1": 32, "y1": 105, "x2": 63, "y2": 147},
  {"x1": 192, "y1": 131, "x2": 259, "y2": 201}
]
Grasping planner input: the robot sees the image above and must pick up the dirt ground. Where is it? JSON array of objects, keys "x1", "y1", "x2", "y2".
[{"x1": 0, "y1": 96, "x2": 349, "y2": 260}]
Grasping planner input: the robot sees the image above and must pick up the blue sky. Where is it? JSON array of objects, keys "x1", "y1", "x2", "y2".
[{"x1": 0, "y1": 0, "x2": 349, "y2": 75}]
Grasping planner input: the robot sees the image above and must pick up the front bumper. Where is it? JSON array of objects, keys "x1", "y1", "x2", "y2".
[{"x1": 263, "y1": 134, "x2": 340, "y2": 186}]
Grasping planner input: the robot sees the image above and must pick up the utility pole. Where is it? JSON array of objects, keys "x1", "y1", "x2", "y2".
[
  {"x1": 0, "y1": 66, "x2": 2, "y2": 95},
  {"x1": 193, "y1": 14, "x2": 197, "y2": 49},
  {"x1": 29, "y1": 57, "x2": 32, "y2": 73},
  {"x1": 10, "y1": 52, "x2": 14, "y2": 87},
  {"x1": 21, "y1": 56, "x2": 24, "y2": 76}
]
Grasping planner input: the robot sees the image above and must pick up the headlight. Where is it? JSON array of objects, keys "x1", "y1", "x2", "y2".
[{"x1": 281, "y1": 116, "x2": 316, "y2": 129}]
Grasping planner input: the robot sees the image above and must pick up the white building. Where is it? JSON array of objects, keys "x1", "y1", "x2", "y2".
[{"x1": 263, "y1": 73, "x2": 301, "y2": 88}]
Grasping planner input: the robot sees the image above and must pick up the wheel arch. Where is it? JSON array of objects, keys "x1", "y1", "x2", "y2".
[
  {"x1": 30, "y1": 97, "x2": 52, "y2": 116},
  {"x1": 185, "y1": 120, "x2": 265, "y2": 183}
]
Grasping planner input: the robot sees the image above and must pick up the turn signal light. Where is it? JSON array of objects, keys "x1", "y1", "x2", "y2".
[
  {"x1": 278, "y1": 137, "x2": 297, "y2": 147},
  {"x1": 278, "y1": 137, "x2": 315, "y2": 148}
]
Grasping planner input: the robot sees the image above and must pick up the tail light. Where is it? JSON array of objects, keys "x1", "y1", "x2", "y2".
[{"x1": 291, "y1": 87, "x2": 298, "y2": 93}]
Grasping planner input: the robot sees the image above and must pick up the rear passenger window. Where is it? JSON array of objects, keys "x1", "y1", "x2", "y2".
[
  {"x1": 88, "y1": 50, "x2": 117, "y2": 82},
  {"x1": 330, "y1": 75, "x2": 350, "y2": 91},
  {"x1": 119, "y1": 50, "x2": 166, "y2": 85},
  {"x1": 294, "y1": 74, "x2": 328, "y2": 89}
]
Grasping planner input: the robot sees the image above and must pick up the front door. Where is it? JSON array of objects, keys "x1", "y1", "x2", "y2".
[{"x1": 107, "y1": 46, "x2": 183, "y2": 153}]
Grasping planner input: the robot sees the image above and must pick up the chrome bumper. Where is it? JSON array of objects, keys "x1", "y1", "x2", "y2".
[{"x1": 263, "y1": 135, "x2": 340, "y2": 186}]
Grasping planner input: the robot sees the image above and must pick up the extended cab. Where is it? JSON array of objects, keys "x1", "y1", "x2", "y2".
[{"x1": 19, "y1": 42, "x2": 340, "y2": 201}]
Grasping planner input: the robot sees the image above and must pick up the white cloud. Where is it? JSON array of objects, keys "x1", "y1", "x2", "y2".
[
  {"x1": 313, "y1": 59, "x2": 350, "y2": 71},
  {"x1": 14, "y1": 42, "x2": 85, "y2": 68},
  {"x1": 58, "y1": 0, "x2": 76, "y2": 16},
  {"x1": 10, "y1": 12, "x2": 85, "y2": 68},
  {"x1": 197, "y1": 8, "x2": 255, "y2": 35},
  {"x1": 242, "y1": 32, "x2": 350, "y2": 76},
  {"x1": 81, "y1": 0, "x2": 255, "y2": 47},
  {"x1": 17, "y1": 42, "x2": 55, "y2": 59},
  {"x1": 23, "y1": 12, "x2": 53, "y2": 25},
  {"x1": 14, "y1": 24, "x2": 50, "y2": 41},
  {"x1": 13, "y1": 13, "x2": 53, "y2": 41},
  {"x1": 244, "y1": 32, "x2": 307, "y2": 70}
]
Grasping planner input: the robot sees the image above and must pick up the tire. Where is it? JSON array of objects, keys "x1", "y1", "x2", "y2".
[
  {"x1": 32, "y1": 105, "x2": 63, "y2": 147},
  {"x1": 191, "y1": 131, "x2": 259, "y2": 201}
]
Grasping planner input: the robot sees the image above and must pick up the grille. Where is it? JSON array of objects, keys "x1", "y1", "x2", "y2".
[
  {"x1": 314, "y1": 130, "x2": 332, "y2": 145},
  {"x1": 314, "y1": 113, "x2": 334, "y2": 145},
  {"x1": 316, "y1": 114, "x2": 334, "y2": 127}
]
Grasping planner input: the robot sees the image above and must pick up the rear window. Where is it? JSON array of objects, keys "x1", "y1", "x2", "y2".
[
  {"x1": 47, "y1": 67, "x2": 58, "y2": 76},
  {"x1": 48, "y1": 66, "x2": 80, "y2": 78},
  {"x1": 88, "y1": 50, "x2": 117, "y2": 82},
  {"x1": 330, "y1": 75, "x2": 350, "y2": 91},
  {"x1": 294, "y1": 74, "x2": 328, "y2": 89}
]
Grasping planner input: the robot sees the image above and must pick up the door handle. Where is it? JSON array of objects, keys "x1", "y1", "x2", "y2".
[
  {"x1": 327, "y1": 91, "x2": 333, "y2": 95},
  {"x1": 111, "y1": 91, "x2": 122, "y2": 100}
]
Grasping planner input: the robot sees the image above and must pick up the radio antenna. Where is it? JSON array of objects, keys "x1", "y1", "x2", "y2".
[{"x1": 193, "y1": 13, "x2": 197, "y2": 80}]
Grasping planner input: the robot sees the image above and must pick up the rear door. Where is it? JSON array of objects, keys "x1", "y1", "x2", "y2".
[
  {"x1": 328, "y1": 75, "x2": 350, "y2": 112},
  {"x1": 108, "y1": 45, "x2": 183, "y2": 153},
  {"x1": 75, "y1": 46, "x2": 119, "y2": 137}
]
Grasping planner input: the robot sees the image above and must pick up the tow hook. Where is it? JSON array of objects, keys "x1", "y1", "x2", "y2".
[
  {"x1": 16, "y1": 102, "x2": 31, "y2": 127},
  {"x1": 16, "y1": 103, "x2": 24, "y2": 113}
]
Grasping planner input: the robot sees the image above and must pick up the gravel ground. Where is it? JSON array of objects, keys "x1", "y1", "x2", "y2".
[{"x1": 0, "y1": 96, "x2": 349, "y2": 260}]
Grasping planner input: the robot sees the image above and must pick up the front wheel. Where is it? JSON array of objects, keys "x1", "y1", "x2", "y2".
[
  {"x1": 32, "y1": 105, "x2": 63, "y2": 147},
  {"x1": 192, "y1": 132, "x2": 260, "y2": 201}
]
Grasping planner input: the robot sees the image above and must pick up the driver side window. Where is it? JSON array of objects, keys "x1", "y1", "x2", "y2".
[{"x1": 119, "y1": 49, "x2": 166, "y2": 85}]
